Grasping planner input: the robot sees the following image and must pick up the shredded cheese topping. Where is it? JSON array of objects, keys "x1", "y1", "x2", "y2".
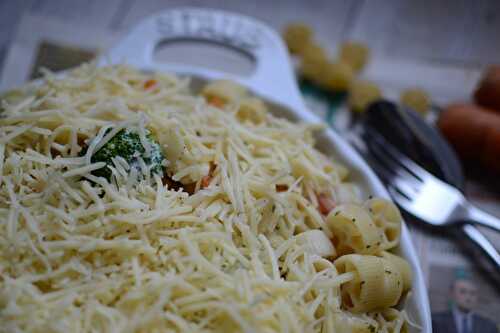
[{"x1": 0, "y1": 64, "x2": 411, "y2": 332}]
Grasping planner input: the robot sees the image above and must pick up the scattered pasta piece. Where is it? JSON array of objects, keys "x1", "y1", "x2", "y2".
[
  {"x1": 322, "y1": 61, "x2": 355, "y2": 92},
  {"x1": 282, "y1": 23, "x2": 313, "y2": 55},
  {"x1": 348, "y1": 80, "x2": 382, "y2": 112},
  {"x1": 400, "y1": 88, "x2": 430, "y2": 114},
  {"x1": 338, "y1": 41, "x2": 370, "y2": 73},
  {"x1": 299, "y1": 43, "x2": 329, "y2": 84},
  {"x1": 301, "y1": 42, "x2": 328, "y2": 63}
]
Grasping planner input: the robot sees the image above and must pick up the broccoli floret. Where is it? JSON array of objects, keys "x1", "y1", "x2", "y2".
[{"x1": 84, "y1": 128, "x2": 165, "y2": 181}]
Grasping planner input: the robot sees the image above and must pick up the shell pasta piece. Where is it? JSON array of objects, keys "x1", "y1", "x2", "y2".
[
  {"x1": 296, "y1": 230, "x2": 336, "y2": 258},
  {"x1": 326, "y1": 204, "x2": 384, "y2": 256},
  {"x1": 334, "y1": 254, "x2": 404, "y2": 313},
  {"x1": 365, "y1": 198, "x2": 402, "y2": 250},
  {"x1": 201, "y1": 79, "x2": 247, "y2": 106},
  {"x1": 381, "y1": 251, "x2": 413, "y2": 292},
  {"x1": 378, "y1": 308, "x2": 409, "y2": 333},
  {"x1": 332, "y1": 312, "x2": 380, "y2": 333}
]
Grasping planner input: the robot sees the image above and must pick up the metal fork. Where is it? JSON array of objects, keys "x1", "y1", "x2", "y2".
[
  {"x1": 354, "y1": 129, "x2": 500, "y2": 271},
  {"x1": 361, "y1": 129, "x2": 500, "y2": 232}
]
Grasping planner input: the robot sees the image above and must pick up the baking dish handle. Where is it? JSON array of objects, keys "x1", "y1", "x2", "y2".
[{"x1": 102, "y1": 7, "x2": 307, "y2": 112}]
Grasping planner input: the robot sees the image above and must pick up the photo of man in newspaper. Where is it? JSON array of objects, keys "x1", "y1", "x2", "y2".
[{"x1": 431, "y1": 267, "x2": 498, "y2": 333}]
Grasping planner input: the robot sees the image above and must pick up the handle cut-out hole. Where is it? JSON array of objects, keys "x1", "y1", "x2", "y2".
[{"x1": 154, "y1": 38, "x2": 255, "y2": 76}]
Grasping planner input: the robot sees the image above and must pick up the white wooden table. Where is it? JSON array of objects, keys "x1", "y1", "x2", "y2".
[{"x1": 1, "y1": 0, "x2": 500, "y2": 77}]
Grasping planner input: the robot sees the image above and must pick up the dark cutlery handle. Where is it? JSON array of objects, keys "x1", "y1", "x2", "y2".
[
  {"x1": 465, "y1": 203, "x2": 500, "y2": 232},
  {"x1": 461, "y1": 224, "x2": 500, "y2": 281}
]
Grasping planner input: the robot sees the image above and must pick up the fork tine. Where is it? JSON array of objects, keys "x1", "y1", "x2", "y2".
[
  {"x1": 362, "y1": 130, "x2": 422, "y2": 189},
  {"x1": 387, "y1": 185, "x2": 412, "y2": 210},
  {"x1": 351, "y1": 139, "x2": 396, "y2": 184},
  {"x1": 352, "y1": 131, "x2": 420, "y2": 198},
  {"x1": 363, "y1": 142, "x2": 419, "y2": 198},
  {"x1": 391, "y1": 177, "x2": 419, "y2": 198},
  {"x1": 363, "y1": 128, "x2": 429, "y2": 181},
  {"x1": 358, "y1": 141, "x2": 417, "y2": 203}
]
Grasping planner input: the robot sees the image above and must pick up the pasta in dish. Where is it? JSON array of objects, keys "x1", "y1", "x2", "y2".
[{"x1": 0, "y1": 64, "x2": 413, "y2": 332}]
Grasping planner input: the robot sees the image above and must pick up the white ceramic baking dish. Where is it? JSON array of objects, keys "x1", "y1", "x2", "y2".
[{"x1": 100, "y1": 8, "x2": 431, "y2": 332}]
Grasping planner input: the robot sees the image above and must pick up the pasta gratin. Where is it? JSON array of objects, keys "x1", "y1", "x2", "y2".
[{"x1": 0, "y1": 64, "x2": 413, "y2": 332}]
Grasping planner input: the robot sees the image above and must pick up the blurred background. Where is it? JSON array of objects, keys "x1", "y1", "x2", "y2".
[
  {"x1": 1, "y1": 0, "x2": 500, "y2": 329},
  {"x1": 1, "y1": 0, "x2": 499, "y2": 111},
  {"x1": 1, "y1": 0, "x2": 500, "y2": 78}
]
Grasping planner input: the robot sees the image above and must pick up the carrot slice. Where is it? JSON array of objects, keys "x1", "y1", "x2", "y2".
[
  {"x1": 200, "y1": 163, "x2": 217, "y2": 189},
  {"x1": 201, "y1": 175, "x2": 212, "y2": 188},
  {"x1": 276, "y1": 184, "x2": 289, "y2": 192},
  {"x1": 207, "y1": 96, "x2": 226, "y2": 108},
  {"x1": 317, "y1": 193, "x2": 336, "y2": 215},
  {"x1": 143, "y1": 79, "x2": 157, "y2": 90}
]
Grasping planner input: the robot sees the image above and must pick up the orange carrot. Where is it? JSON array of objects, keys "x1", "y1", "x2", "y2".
[
  {"x1": 201, "y1": 175, "x2": 212, "y2": 189},
  {"x1": 276, "y1": 184, "x2": 289, "y2": 192},
  {"x1": 201, "y1": 163, "x2": 217, "y2": 189},
  {"x1": 317, "y1": 193, "x2": 336, "y2": 215},
  {"x1": 143, "y1": 79, "x2": 157, "y2": 90},
  {"x1": 207, "y1": 96, "x2": 226, "y2": 108}
]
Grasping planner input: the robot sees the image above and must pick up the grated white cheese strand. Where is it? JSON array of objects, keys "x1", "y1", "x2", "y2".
[
  {"x1": 83, "y1": 124, "x2": 113, "y2": 165},
  {"x1": 137, "y1": 113, "x2": 152, "y2": 157},
  {"x1": 62, "y1": 162, "x2": 106, "y2": 178},
  {"x1": 0, "y1": 124, "x2": 33, "y2": 143}
]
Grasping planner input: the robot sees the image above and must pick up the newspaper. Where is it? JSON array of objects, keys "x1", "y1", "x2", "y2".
[{"x1": 1, "y1": 13, "x2": 499, "y2": 331}]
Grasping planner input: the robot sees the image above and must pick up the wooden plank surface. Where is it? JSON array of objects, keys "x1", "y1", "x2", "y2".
[
  {"x1": 348, "y1": 0, "x2": 500, "y2": 65},
  {"x1": 1, "y1": 0, "x2": 499, "y2": 73}
]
